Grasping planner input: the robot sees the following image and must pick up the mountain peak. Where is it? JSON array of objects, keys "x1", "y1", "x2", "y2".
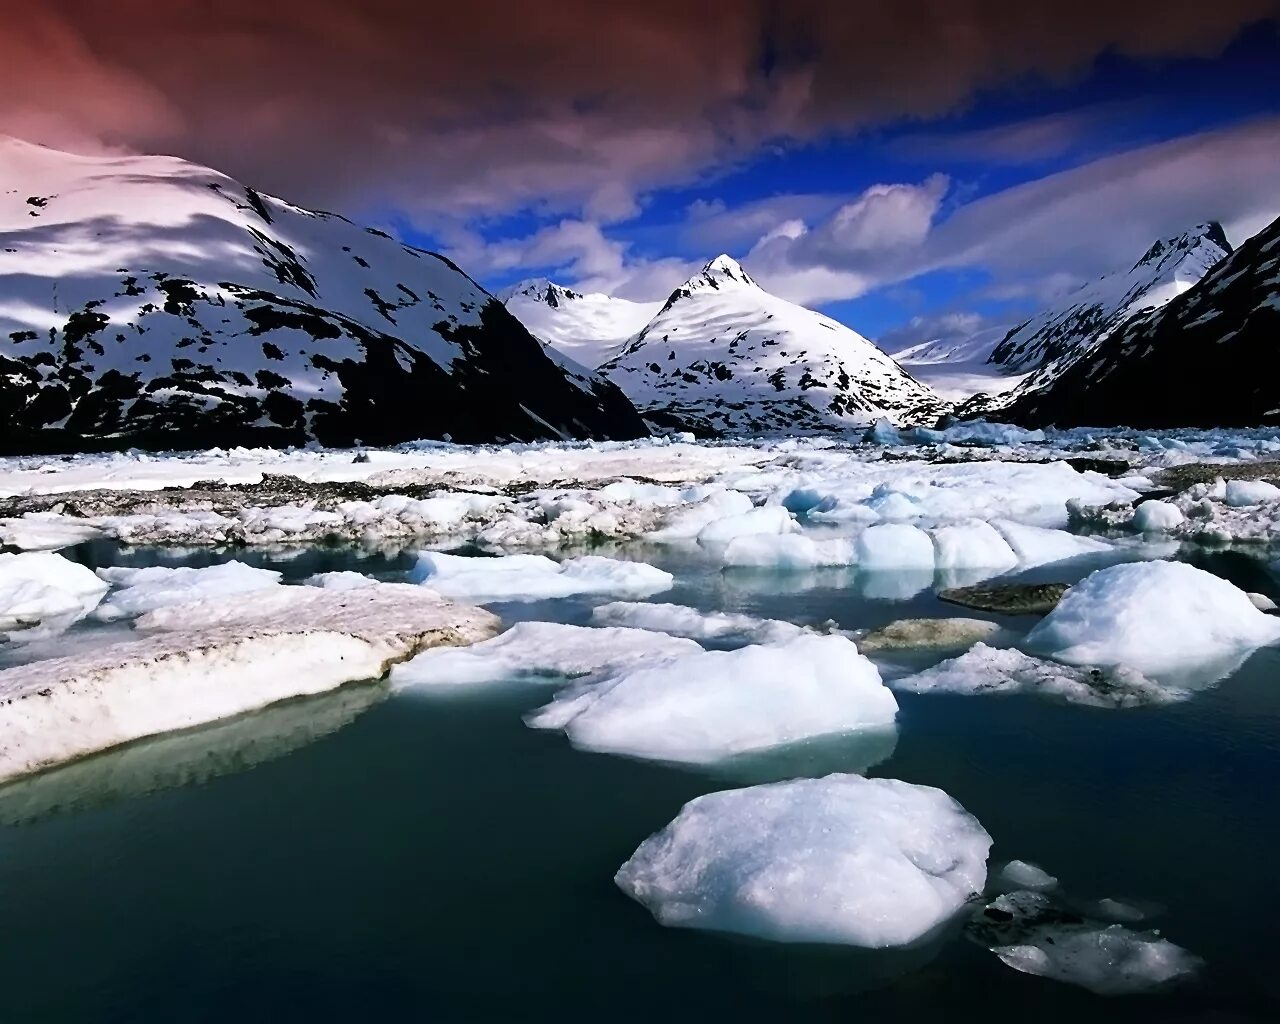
[
  {"x1": 700, "y1": 254, "x2": 755, "y2": 285},
  {"x1": 501, "y1": 278, "x2": 583, "y2": 308},
  {"x1": 1132, "y1": 221, "x2": 1232, "y2": 272}
]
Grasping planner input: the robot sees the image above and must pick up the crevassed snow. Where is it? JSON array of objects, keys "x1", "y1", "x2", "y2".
[
  {"x1": 590, "y1": 601, "x2": 811, "y2": 644},
  {"x1": 94, "y1": 562, "x2": 283, "y2": 621},
  {"x1": 0, "y1": 551, "x2": 109, "y2": 636},
  {"x1": 1025, "y1": 561, "x2": 1280, "y2": 678},
  {"x1": 390, "y1": 621, "x2": 699, "y2": 689},
  {"x1": 615, "y1": 774, "x2": 991, "y2": 946},
  {"x1": 408, "y1": 551, "x2": 673, "y2": 602},
  {"x1": 0, "y1": 585, "x2": 499, "y2": 782},
  {"x1": 526, "y1": 634, "x2": 896, "y2": 764}
]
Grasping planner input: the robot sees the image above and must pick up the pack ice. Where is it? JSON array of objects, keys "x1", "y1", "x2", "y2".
[
  {"x1": 94, "y1": 562, "x2": 284, "y2": 621},
  {"x1": 408, "y1": 551, "x2": 673, "y2": 602},
  {"x1": 526, "y1": 634, "x2": 897, "y2": 765},
  {"x1": 616, "y1": 775, "x2": 991, "y2": 946},
  {"x1": 0, "y1": 584, "x2": 499, "y2": 783}
]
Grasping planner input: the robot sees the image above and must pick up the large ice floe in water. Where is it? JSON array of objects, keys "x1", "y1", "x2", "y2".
[
  {"x1": 590, "y1": 601, "x2": 812, "y2": 645},
  {"x1": 892, "y1": 643, "x2": 1182, "y2": 709},
  {"x1": 526, "y1": 634, "x2": 896, "y2": 764},
  {"x1": 390, "y1": 621, "x2": 699, "y2": 689},
  {"x1": 0, "y1": 583, "x2": 498, "y2": 783},
  {"x1": 615, "y1": 774, "x2": 991, "y2": 946},
  {"x1": 0, "y1": 552, "x2": 109, "y2": 637},
  {"x1": 1025, "y1": 560, "x2": 1280, "y2": 678},
  {"x1": 93, "y1": 562, "x2": 283, "y2": 621},
  {"x1": 967, "y1": 890, "x2": 1201, "y2": 995},
  {"x1": 408, "y1": 551, "x2": 673, "y2": 602}
]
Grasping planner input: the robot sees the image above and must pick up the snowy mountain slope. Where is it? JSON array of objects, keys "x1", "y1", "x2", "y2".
[
  {"x1": 0, "y1": 138, "x2": 647, "y2": 454},
  {"x1": 989, "y1": 222, "x2": 1232, "y2": 376},
  {"x1": 996, "y1": 214, "x2": 1280, "y2": 428},
  {"x1": 599, "y1": 256, "x2": 946, "y2": 436},
  {"x1": 502, "y1": 279, "x2": 660, "y2": 368},
  {"x1": 889, "y1": 324, "x2": 1024, "y2": 403}
]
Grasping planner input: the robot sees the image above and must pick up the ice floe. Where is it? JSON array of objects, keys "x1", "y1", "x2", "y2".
[
  {"x1": 997, "y1": 860, "x2": 1059, "y2": 892},
  {"x1": 1025, "y1": 560, "x2": 1280, "y2": 678},
  {"x1": 0, "y1": 512, "x2": 105, "y2": 551},
  {"x1": 390, "y1": 621, "x2": 699, "y2": 689},
  {"x1": 967, "y1": 890, "x2": 1201, "y2": 995},
  {"x1": 94, "y1": 561, "x2": 284, "y2": 621},
  {"x1": 0, "y1": 551, "x2": 109, "y2": 637},
  {"x1": 408, "y1": 551, "x2": 673, "y2": 602},
  {"x1": 590, "y1": 601, "x2": 811, "y2": 644},
  {"x1": 615, "y1": 774, "x2": 991, "y2": 946},
  {"x1": 526, "y1": 634, "x2": 896, "y2": 764},
  {"x1": 0, "y1": 584, "x2": 499, "y2": 782}
]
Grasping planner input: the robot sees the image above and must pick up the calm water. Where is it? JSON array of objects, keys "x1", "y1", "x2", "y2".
[{"x1": 0, "y1": 541, "x2": 1277, "y2": 1022}]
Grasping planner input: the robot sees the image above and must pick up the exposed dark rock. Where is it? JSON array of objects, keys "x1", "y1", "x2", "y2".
[{"x1": 938, "y1": 582, "x2": 1071, "y2": 617}]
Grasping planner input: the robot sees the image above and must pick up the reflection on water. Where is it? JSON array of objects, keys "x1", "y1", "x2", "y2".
[
  {"x1": 708, "y1": 727, "x2": 899, "y2": 785},
  {"x1": 0, "y1": 682, "x2": 386, "y2": 825}
]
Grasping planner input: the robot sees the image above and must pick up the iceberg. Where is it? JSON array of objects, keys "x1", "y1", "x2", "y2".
[
  {"x1": 0, "y1": 551, "x2": 109, "y2": 636},
  {"x1": 408, "y1": 551, "x2": 673, "y2": 602}
]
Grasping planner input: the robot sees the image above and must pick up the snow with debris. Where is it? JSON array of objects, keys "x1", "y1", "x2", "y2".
[
  {"x1": 615, "y1": 774, "x2": 991, "y2": 946},
  {"x1": 408, "y1": 551, "x2": 673, "y2": 602},
  {"x1": 527, "y1": 634, "x2": 896, "y2": 764}
]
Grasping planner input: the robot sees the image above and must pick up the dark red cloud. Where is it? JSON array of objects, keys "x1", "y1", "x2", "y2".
[{"x1": 2, "y1": 0, "x2": 1276, "y2": 218}]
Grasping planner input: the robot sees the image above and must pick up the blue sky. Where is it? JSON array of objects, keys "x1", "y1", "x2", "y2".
[{"x1": 394, "y1": 20, "x2": 1280, "y2": 347}]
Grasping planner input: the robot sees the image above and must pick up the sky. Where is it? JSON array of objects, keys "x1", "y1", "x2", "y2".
[{"x1": 2, "y1": 0, "x2": 1279, "y2": 347}]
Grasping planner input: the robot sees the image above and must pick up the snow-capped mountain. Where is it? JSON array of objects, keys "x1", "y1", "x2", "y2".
[
  {"x1": 996, "y1": 214, "x2": 1280, "y2": 428},
  {"x1": 989, "y1": 222, "x2": 1232, "y2": 375},
  {"x1": 501, "y1": 279, "x2": 660, "y2": 367},
  {"x1": 598, "y1": 256, "x2": 945, "y2": 435},
  {"x1": 887, "y1": 322, "x2": 1021, "y2": 403},
  {"x1": 0, "y1": 138, "x2": 646, "y2": 454}
]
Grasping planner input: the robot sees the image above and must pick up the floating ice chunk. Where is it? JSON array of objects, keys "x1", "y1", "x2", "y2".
[
  {"x1": 968, "y1": 891, "x2": 1201, "y2": 995},
  {"x1": 697, "y1": 505, "x2": 796, "y2": 546},
  {"x1": 991, "y1": 520, "x2": 1110, "y2": 568},
  {"x1": 391, "y1": 621, "x2": 699, "y2": 688},
  {"x1": 94, "y1": 562, "x2": 283, "y2": 621},
  {"x1": 1131, "y1": 500, "x2": 1185, "y2": 532},
  {"x1": 0, "y1": 513, "x2": 104, "y2": 552},
  {"x1": 616, "y1": 775, "x2": 991, "y2": 946},
  {"x1": 591, "y1": 601, "x2": 810, "y2": 645},
  {"x1": 720, "y1": 533, "x2": 856, "y2": 569},
  {"x1": 0, "y1": 552, "x2": 110, "y2": 635},
  {"x1": 856, "y1": 523, "x2": 936, "y2": 570},
  {"x1": 865, "y1": 486, "x2": 923, "y2": 521},
  {"x1": 0, "y1": 585, "x2": 499, "y2": 783},
  {"x1": 647, "y1": 490, "x2": 755, "y2": 542},
  {"x1": 527, "y1": 634, "x2": 897, "y2": 764},
  {"x1": 1025, "y1": 561, "x2": 1280, "y2": 677},
  {"x1": 892, "y1": 643, "x2": 1180, "y2": 708},
  {"x1": 1224, "y1": 479, "x2": 1280, "y2": 507},
  {"x1": 408, "y1": 551, "x2": 673, "y2": 602},
  {"x1": 997, "y1": 860, "x2": 1059, "y2": 892},
  {"x1": 930, "y1": 520, "x2": 1018, "y2": 572},
  {"x1": 303, "y1": 571, "x2": 379, "y2": 590},
  {"x1": 1248, "y1": 591, "x2": 1278, "y2": 612}
]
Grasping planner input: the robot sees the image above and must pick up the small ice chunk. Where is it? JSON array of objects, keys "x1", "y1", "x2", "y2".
[
  {"x1": 94, "y1": 562, "x2": 283, "y2": 621},
  {"x1": 591, "y1": 602, "x2": 809, "y2": 644},
  {"x1": 408, "y1": 552, "x2": 673, "y2": 602},
  {"x1": 720, "y1": 533, "x2": 855, "y2": 569},
  {"x1": 930, "y1": 521, "x2": 1018, "y2": 571},
  {"x1": 1224, "y1": 479, "x2": 1280, "y2": 507},
  {"x1": 0, "y1": 552, "x2": 110, "y2": 634},
  {"x1": 697, "y1": 505, "x2": 796, "y2": 546},
  {"x1": 992, "y1": 520, "x2": 1110, "y2": 568},
  {"x1": 391, "y1": 621, "x2": 699, "y2": 688},
  {"x1": 1248, "y1": 591, "x2": 1278, "y2": 612},
  {"x1": 0, "y1": 513, "x2": 104, "y2": 552},
  {"x1": 968, "y1": 891, "x2": 1201, "y2": 995},
  {"x1": 1131, "y1": 500, "x2": 1185, "y2": 533},
  {"x1": 528, "y1": 634, "x2": 897, "y2": 764},
  {"x1": 616, "y1": 775, "x2": 991, "y2": 946},
  {"x1": 892, "y1": 643, "x2": 1180, "y2": 708},
  {"x1": 997, "y1": 860, "x2": 1058, "y2": 892},
  {"x1": 856, "y1": 524, "x2": 936, "y2": 570},
  {"x1": 1025, "y1": 561, "x2": 1280, "y2": 677},
  {"x1": 304, "y1": 571, "x2": 379, "y2": 590}
]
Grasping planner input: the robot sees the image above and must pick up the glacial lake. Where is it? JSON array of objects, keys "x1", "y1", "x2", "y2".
[{"x1": 0, "y1": 540, "x2": 1277, "y2": 1022}]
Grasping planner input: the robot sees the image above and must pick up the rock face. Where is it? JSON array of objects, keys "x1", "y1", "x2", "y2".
[
  {"x1": 0, "y1": 137, "x2": 648, "y2": 454},
  {"x1": 501, "y1": 278, "x2": 661, "y2": 369},
  {"x1": 996, "y1": 215, "x2": 1280, "y2": 428},
  {"x1": 600, "y1": 256, "x2": 946, "y2": 436}
]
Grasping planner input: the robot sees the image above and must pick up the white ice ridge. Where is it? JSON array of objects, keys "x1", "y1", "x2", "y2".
[
  {"x1": 526, "y1": 634, "x2": 897, "y2": 764},
  {"x1": 0, "y1": 584, "x2": 499, "y2": 783},
  {"x1": 1025, "y1": 560, "x2": 1280, "y2": 677},
  {"x1": 590, "y1": 601, "x2": 811, "y2": 644},
  {"x1": 616, "y1": 774, "x2": 992, "y2": 946},
  {"x1": 0, "y1": 513, "x2": 104, "y2": 551},
  {"x1": 408, "y1": 551, "x2": 673, "y2": 602},
  {"x1": 94, "y1": 561, "x2": 284, "y2": 621},
  {"x1": 390, "y1": 621, "x2": 700, "y2": 689},
  {"x1": 0, "y1": 551, "x2": 109, "y2": 636}
]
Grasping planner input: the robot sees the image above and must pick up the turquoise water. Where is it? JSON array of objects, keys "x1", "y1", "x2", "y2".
[{"x1": 0, "y1": 542, "x2": 1277, "y2": 1022}]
